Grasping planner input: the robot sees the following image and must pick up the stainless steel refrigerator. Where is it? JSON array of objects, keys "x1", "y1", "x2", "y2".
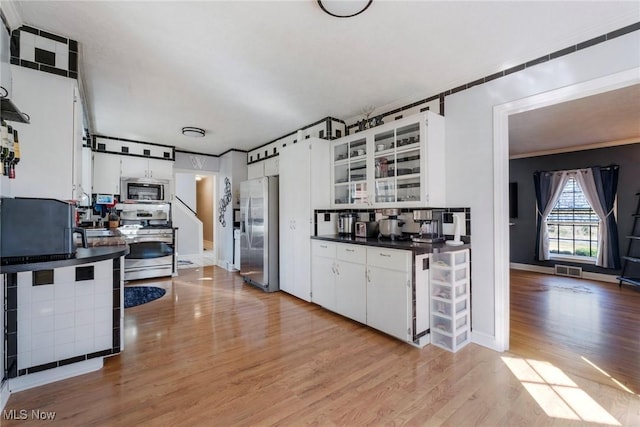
[{"x1": 239, "y1": 177, "x2": 279, "y2": 292}]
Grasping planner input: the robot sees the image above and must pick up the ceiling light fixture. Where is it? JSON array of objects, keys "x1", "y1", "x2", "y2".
[
  {"x1": 317, "y1": 0, "x2": 372, "y2": 18},
  {"x1": 182, "y1": 126, "x2": 205, "y2": 138}
]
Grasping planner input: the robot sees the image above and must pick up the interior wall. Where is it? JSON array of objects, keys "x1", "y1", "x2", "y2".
[
  {"x1": 175, "y1": 173, "x2": 197, "y2": 210},
  {"x1": 444, "y1": 30, "x2": 640, "y2": 349},
  {"x1": 509, "y1": 143, "x2": 640, "y2": 274},
  {"x1": 215, "y1": 151, "x2": 247, "y2": 269},
  {"x1": 197, "y1": 176, "x2": 215, "y2": 243}
]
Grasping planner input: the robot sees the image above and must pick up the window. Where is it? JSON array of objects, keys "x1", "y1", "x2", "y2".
[{"x1": 547, "y1": 177, "x2": 599, "y2": 260}]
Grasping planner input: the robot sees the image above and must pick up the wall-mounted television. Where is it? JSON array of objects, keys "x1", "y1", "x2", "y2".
[{"x1": 509, "y1": 182, "x2": 518, "y2": 219}]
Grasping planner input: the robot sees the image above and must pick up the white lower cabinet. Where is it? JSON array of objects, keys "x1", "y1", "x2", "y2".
[
  {"x1": 366, "y1": 247, "x2": 411, "y2": 341},
  {"x1": 311, "y1": 244, "x2": 337, "y2": 310},
  {"x1": 335, "y1": 245, "x2": 367, "y2": 324},
  {"x1": 312, "y1": 240, "x2": 420, "y2": 344}
]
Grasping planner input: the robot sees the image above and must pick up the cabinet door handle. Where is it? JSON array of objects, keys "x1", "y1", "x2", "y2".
[
  {"x1": 320, "y1": 244, "x2": 327, "y2": 249},
  {"x1": 366, "y1": 268, "x2": 371, "y2": 282},
  {"x1": 379, "y1": 253, "x2": 391, "y2": 258},
  {"x1": 346, "y1": 248, "x2": 354, "y2": 252}
]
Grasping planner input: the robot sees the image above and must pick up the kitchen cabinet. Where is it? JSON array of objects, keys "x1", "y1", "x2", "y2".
[
  {"x1": 264, "y1": 156, "x2": 279, "y2": 176},
  {"x1": 9, "y1": 66, "x2": 84, "y2": 200},
  {"x1": 332, "y1": 134, "x2": 368, "y2": 206},
  {"x1": 247, "y1": 162, "x2": 263, "y2": 179},
  {"x1": 310, "y1": 241, "x2": 336, "y2": 309},
  {"x1": 366, "y1": 247, "x2": 411, "y2": 341},
  {"x1": 335, "y1": 244, "x2": 367, "y2": 324},
  {"x1": 279, "y1": 138, "x2": 330, "y2": 301},
  {"x1": 120, "y1": 156, "x2": 172, "y2": 180},
  {"x1": 330, "y1": 111, "x2": 444, "y2": 208},
  {"x1": 311, "y1": 240, "x2": 427, "y2": 345},
  {"x1": 429, "y1": 249, "x2": 470, "y2": 352},
  {"x1": 92, "y1": 152, "x2": 121, "y2": 195},
  {"x1": 1, "y1": 26, "x2": 12, "y2": 99}
]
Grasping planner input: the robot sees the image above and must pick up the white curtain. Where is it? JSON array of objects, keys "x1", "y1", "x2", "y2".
[
  {"x1": 538, "y1": 171, "x2": 570, "y2": 260},
  {"x1": 573, "y1": 169, "x2": 609, "y2": 267}
]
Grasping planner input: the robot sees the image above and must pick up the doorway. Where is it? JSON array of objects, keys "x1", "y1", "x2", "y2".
[
  {"x1": 196, "y1": 175, "x2": 215, "y2": 251},
  {"x1": 495, "y1": 67, "x2": 640, "y2": 351}
]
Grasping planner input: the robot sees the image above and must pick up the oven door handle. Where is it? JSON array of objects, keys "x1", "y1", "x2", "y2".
[{"x1": 125, "y1": 241, "x2": 174, "y2": 259}]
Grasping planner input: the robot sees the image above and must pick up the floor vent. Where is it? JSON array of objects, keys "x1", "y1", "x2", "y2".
[{"x1": 554, "y1": 264, "x2": 583, "y2": 278}]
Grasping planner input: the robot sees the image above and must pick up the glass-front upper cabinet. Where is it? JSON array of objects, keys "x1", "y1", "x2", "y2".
[
  {"x1": 331, "y1": 111, "x2": 445, "y2": 208},
  {"x1": 332, "y1": 135, "x2": 368, "y2": 206},
  {"x1": 373, "y1": 122, "x2": 422, "y2": 204}
]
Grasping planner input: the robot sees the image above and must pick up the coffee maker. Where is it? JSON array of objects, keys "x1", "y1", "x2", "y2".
[
  {"x1": 411, "y1": 209, "x2": 444, "y2": 243},
  {"x1": 338, "y1": 212, "x2": 358, "y2": 236}
]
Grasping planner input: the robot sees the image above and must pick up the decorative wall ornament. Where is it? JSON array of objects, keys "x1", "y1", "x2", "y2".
[
  {"x1": 218, "y1": 177, "x2": 232, "y2": 227},
  {"x1": 189, "y1": 155, "x2": 206, "y2": 169}
]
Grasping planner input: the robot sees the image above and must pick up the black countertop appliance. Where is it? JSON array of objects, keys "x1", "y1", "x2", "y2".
[{"x1": 1, "y1": 197, "x2": 86, "y2": 265}]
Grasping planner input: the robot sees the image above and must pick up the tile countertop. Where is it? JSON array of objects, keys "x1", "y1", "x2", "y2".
[{"x1": 311, "y1": 235, "x2": 470, "y2": 255}]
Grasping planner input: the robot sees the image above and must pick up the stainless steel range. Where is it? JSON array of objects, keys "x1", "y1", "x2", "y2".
[{"x1": 117, "y1": 203, "x2": 177, "y2": 281}]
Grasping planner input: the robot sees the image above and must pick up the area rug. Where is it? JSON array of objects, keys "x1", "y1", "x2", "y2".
[{"x1": 124, "y1": 286, "x2": 166, "y2": 308}]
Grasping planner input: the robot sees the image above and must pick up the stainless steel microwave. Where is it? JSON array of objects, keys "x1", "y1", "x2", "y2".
[{"x1": 120, "y1": 177, "x2": 170, "y2": 203}]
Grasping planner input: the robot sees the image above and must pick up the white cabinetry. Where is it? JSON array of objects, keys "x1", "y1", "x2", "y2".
[
  {"x1": 247, "y1": 157, "x2": 279, "y2": 179},
  {"x1": 331, "y1": 111, "x2": 444, "y2": 208},
  {"x1": 366, "y1": 247, "x2": 411, "y2": 341},
  {"x1": 335, "y1": 244, "x2": 367, "y2": 324},
  {"x1": 310, "y1": 241, "x2": 336, "y2": 309},
  {"x1": 10, "y1": 66, "x2": 84, "y2": 200},
  {"x1": 1, "y1": 26, "x2": 12, "y2": 98},
  {"x1": 430, "y1": 249, "x2": 470, "y2": 352},
  {"x1": 247, "y1": 162, "x2": 264, "y2": 179},
  {"x1": 279, "y1": 139, "x2": 330, "y2": 301},
  {"x1": 120, "y1": 156, "x2": 172, "y2": 180},
  {"x1": 264, "y1": 157, "x2": 279, "y2": 176},
  {"x1": 92, "y1": 152, "x2": 121, "y2": 195},
  {"x1": 311, "y1": 241, "x2": 427, "y2": 345}
]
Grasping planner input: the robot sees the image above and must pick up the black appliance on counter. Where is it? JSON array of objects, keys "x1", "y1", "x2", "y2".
[{"x1": 1, "y1": 197, "x2": 87, "y2": 265}]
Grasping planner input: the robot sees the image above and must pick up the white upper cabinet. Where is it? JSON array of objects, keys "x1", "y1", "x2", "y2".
[
  {"x1": 120, "y1": 156, "x2": 172, "y2": 180},
  {"x1": 9, "y1": 66, "x2": 81, "y2": 200},
  {"x1": 247, "y1": 162, "x2": 264, "y2": 179},
  {"x1": 92, "y1": 152, "x2": 121, "y2": 195},
  {"x1": 331, "y1": 111, "x2": 445, "y2": 208},
  {"x1": 263, "y1": 156, "x2": 279, "y2": 176},
  {"x1": 0, "y1": 27, "x2": 12, "y2": 99}
]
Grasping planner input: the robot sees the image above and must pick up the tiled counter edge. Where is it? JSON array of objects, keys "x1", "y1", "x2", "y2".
[{"x1": 1, "y1": 246, "x2": 128, "y2": 406}]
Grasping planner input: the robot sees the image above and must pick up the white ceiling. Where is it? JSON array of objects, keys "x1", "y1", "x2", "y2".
[
  {"x1": 509, "y1": 84, "x2": 640, "y2": 157},
  {"x1": 9, "y1": 1, "x2": 640, "y2": 156}
]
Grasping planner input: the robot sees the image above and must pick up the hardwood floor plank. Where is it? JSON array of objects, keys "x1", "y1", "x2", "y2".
[{"x1": 2, "y1": 266, "x2": 639, "y2": 426}]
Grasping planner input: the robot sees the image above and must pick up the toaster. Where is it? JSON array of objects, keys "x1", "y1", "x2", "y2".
[{"x1": 355, "y1": 221, "x2": 379, "y2": 238}]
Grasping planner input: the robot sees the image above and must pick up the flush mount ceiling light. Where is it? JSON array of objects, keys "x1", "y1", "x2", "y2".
[
  {"x1": 317, "y1": 0, "x2": 372, "y2": 18},
  {"x1": 182, "y1": 127, "x2": 205, "y2": 138}
]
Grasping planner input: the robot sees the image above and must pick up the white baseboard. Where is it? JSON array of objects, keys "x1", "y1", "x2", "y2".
[
  {"x1": 1, "y1": 380, "x2": 10, "y2": 412},
  {"x1": 471, "y1": 330, "x2": 500, "y2": 351},
  {"x1": 509, "y1": 262, "x2": 618, "y2": 284},
  {"x1": 8, "y1": 359, "x2": 103, "y2": 394}
]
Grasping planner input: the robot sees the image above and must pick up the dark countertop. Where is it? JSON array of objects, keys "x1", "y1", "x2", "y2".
[
  {"x1": 1, "y1": 245, "x2": 130, "y2": 274},
  {"x1": 311, "y1": 235, "x2": 470, "y2": 255}
]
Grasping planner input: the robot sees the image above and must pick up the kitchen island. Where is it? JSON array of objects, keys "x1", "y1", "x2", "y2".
[
  {"x1": 1, "y1": 245, "x2": 128, "y2": 395},
  {"x1": 310, "y1": 235, "x2": 470, "y2": 351}
]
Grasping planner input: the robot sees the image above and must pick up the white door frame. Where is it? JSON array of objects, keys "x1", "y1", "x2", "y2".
[{"x1": 492, "y1": 67, "x2": 640, "y2": 351}]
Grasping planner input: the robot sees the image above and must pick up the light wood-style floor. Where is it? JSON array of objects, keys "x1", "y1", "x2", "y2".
[{"x1": 3, "y1": 267, "x2": 639, "y2": 426}]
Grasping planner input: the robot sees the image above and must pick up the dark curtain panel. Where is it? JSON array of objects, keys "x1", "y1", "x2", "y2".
[{"x1": 592, "y1": 165, "x2": 621, "y2": 269}]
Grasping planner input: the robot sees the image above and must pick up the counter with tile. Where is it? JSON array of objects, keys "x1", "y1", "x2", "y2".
[{"x1": 1, "y1": 245, "x2": 128, "y2": 393}]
